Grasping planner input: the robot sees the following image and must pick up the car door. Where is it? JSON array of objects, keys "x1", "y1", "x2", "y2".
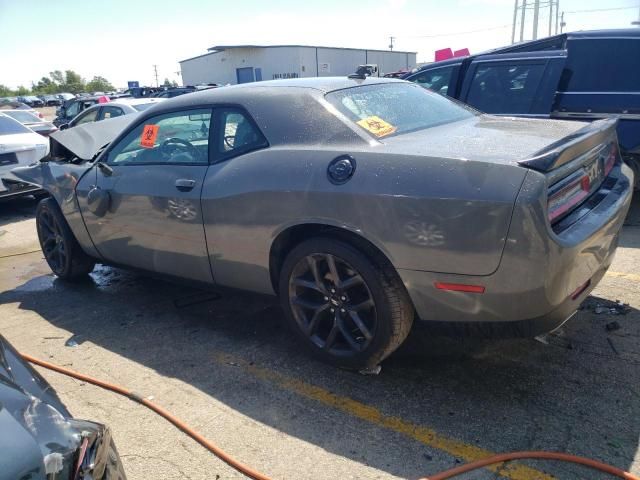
[
  {"x1": 78, "y1": 108, "x2": 214, "y2": 283},
  {"x1": 70, "y1": 107, "x2": 99, "y2": 127},
  {"x1": 459, "y1": 52, "x2": 566, "y2": 117}
]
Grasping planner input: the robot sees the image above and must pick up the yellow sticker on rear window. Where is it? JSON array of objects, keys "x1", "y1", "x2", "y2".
[{"x1": 356, "y1": 116, "x2": 397, "y2": 137}]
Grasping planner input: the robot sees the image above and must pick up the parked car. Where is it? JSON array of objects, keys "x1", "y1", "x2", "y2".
[
  {"x1": 0, "y1": 335, "x2": 127, "y2": 479},
  {"x1": 54, "y1": 96, "x2": 103, "y2": 126},
  {"x1": 0, "y1": 113, "x2": 49, "y2": 199},
  {"x1": 0, "y1": 96, "x2": 18, "y2": 104},
  {"x1": 404, "y1": 28, "x2": 640, "y2": 188},
  {"x1": 152, "y1": 87, "x2": 197, "y2": 98},
  {"x1": 39, "y1": 94, "x2": 62, "y2": 106},
  {"x1": 17, "y1": 95, "x2": 44, "y2": 107},
  {"x1": 0, "y1": 101, "x2": 43, "y2": 118},
  {"x1": 57, "y1": 92, "x2": 75, "y2": 102},
  {"x1": 1, "y1": 109, "x2": 57, "y2": 137},
  {"x1": 10, "y1": 77, "x2": 633, "y2": 369},
  {"x1": 61, "y1": 98, "x2": 166, "y2": 129}
]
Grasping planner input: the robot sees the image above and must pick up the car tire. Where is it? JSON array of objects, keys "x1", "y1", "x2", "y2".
[
  {"x1": 279, "y1": 237, "x2": 414, "y2": 369},
  {"x1": 36, "y1": 198, "x2": 95, "y2": 280}
]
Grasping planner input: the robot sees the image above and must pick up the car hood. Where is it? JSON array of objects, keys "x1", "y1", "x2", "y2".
[
  {"x1": 51, "y1": 113, "x2": 138, "y2": 161},
  {"x1": 381, "y1": 114, "x2": 587, "y2": 165}
]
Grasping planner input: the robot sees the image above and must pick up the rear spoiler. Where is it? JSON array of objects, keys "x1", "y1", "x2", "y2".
[{"x1": 518, "y1": 118, "x2": 618, "y2": 173}]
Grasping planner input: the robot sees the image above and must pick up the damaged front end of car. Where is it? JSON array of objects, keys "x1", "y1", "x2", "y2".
[{"x1": 0, "y1": 335, "x2": 127, "y2": 480}]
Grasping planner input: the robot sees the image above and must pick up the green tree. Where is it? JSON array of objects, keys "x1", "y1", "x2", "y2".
[
  {"x1": 50, "y1": 70, "x2": 64, "y2": 85},
  {"x1": 32, "y1": 76, "x2": 57, "y2": 95},
  {"x1": 64, "y1": 70, "x2": 85, "y2": 93},
  {"x1": 162, "y1": 77, "x2": 172, "y2": 87},
  {"x1": 0, "y1": 84, "x2": 14, "y2": 97},
  {"x1": 15, "y1": 86, "x2": 30, "y2": 96},
  {"x1": 171, "y1": 80, "x2": 179, "y2": 87},
  {"x1": 86, "y1": 75, "x2": 114, "y2": 93}
]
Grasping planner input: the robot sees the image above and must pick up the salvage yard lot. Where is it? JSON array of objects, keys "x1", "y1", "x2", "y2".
[{"x1": 1, "y1": 195, "x2": 640, "y2": 480}]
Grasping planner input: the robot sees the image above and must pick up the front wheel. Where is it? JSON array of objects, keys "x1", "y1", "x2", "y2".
[
  {"x1": 279, "y1": 237, "x2": 414, "y2": 369},
  {"x1": 36, "y1": 198, "x2": 95, "y2": 280}
]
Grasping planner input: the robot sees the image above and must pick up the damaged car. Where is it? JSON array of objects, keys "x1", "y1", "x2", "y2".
[
  {"x1": 8, "y1": 77, "x2": 634, "y2": 369},
  {"x1": 0, "y1": 335, "x2": 126, "y2": 480}
]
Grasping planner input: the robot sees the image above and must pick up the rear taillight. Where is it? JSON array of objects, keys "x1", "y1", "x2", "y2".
[
  {"x1": 604, "y1": 142, "x2": 617, "y2": 177},
  {"x1": 548, "y1": 169, "x2": 591, "y2": 223}
]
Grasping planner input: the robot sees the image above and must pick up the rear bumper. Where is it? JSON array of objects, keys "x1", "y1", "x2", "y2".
[{"x1": 398, "y1": 161, "x2": 633, "y2": 337}]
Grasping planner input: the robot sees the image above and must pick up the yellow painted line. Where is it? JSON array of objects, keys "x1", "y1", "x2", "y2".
[
  {"x1": 214, "y1": 353, "x2": 554, "y2": 480},
  {"x1": 605, "y1": 271, "x2": 640, "y2": 283}
]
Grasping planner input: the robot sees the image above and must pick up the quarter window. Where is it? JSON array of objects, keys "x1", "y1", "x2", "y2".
[
  {"x1": 409, "y1": 66, "x2": 455, "y2": 95},
  {"x1": 215, "y1": 109, "x2": 267, "y2": 157},
  {"x1": 107, "y1": 109, "x2": 211, "y2": 165},
  {"x1": 466, "y1": 63, "x2": 545, "y2": 113}
]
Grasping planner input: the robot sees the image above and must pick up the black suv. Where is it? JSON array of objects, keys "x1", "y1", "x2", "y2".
[
  {"x1": 405, "y1": 29, "x2": 640, "y2": 186},
  {"x1": 53, "y1": 96, "x2": 102, "y2": 126}
]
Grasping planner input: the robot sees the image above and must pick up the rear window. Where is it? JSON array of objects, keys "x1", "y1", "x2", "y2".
[
  {"x1": 0, "y1": 115, "x2": 32, "y2": 135},
  {"x1": 560, "y1": 39, "x2": 640, "y2": 92},
  {"x1": 3, "y1": 110, "x2": 41, "y2": 124},
  {"x1": 326, "y1": 83, "x2": 475, "y2": 138},
  {"x1": 133, "y1": 103, "x2": 157, "y2": 112}
]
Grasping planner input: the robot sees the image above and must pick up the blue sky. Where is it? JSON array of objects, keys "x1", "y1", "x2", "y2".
[{"x1": 1, "y1": 0, "x2": 638, "y2": 88}]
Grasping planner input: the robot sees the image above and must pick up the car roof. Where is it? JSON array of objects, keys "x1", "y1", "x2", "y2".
[
  {"x1": 112, "y1": 97, "x2": 166, "y2": 106},
  {"x1": 152, "y1": 76, "x2": 404, "y2": 112}
]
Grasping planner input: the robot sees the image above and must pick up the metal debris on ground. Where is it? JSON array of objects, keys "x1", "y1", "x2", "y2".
[
  {"x1": 64, "y1": 335, "x2": 82, "y2": 347},
  {"x1": 358, "y1": 365, "x2": 382, "y2": 375},
  {"x1": 582, "y1": 297, "x2": 630, "y2": 316}
]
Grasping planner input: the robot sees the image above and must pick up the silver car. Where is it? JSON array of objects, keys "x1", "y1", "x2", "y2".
[
  {"x1": 10, "y1": 77, "x2": 633, "y2": 369},
  {"x1": 61, "y1": 98, "x2": 166, "y2": 130}
]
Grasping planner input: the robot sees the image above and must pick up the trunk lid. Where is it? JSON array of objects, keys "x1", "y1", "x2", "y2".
[{"x1": 380, "y1": 114, "x2": 588, "y2": 165}]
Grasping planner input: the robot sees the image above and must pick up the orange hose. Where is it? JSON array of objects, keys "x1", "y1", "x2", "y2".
[
  {"x1": 22, "y1": 353, "x2": 639, "y2": 480},
  {"x1": 420, "y1": 451, "x2": 640, "y2": 480},
  {"x1": 21, "y1": 353, "x2": 273, "y2": 480}
]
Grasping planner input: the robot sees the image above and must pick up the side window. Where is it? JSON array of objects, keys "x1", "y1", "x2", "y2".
[
  {"x1": 107, "y1": 109, "x2": 211, "y2": 166},
  {"x1": 101, "y1": 106, "x2": 124, "y2": 120},
  {"x1": 65, "y1": 101, "x2": 80, "y2": 118},
  {"x1": 560, "y1": 39, "x2": 640, "y2": 92},
  {"x1": 409, "y1": 67, "x2": 455, "y2": 96},
  {"x1": 466, "y1": 63, "x2": 545, "y2": 114},
  {"x1": 74, "y1": 108, "x2": 99, "y2": 126},
  {"x1": 215, "y1": 108, "x2": 267, "y2": 158}
]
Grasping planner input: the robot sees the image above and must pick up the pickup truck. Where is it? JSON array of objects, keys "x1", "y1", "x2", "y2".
[{"x1": 405, "y1": 29, "x2": 640, "y2": 187}]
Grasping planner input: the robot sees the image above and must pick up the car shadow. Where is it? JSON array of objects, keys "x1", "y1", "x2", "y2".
[{"x1": 2, "y1": 263, "x2": 639, "y2": 479}]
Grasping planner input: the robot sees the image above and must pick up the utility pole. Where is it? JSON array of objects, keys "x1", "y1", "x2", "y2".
[
  {"x1": 532, "y1": 0, "x2": 540, "y2": 40},
  {"x1": 560, "y1": 11, "x2": 565, "y2": 33},
  {"x1": 555, "y1": 1, "x2": 560, "y2": 34},
  {"x1": 153, "y1": 64, "x2": 159, "y2": 87},
  {"x1": 389, "y1": 36, "x2": 395, "y2": 51},
  {"x1": 511, "y1": 0, "x2": 519, "y2": 44},
  {"x1": 548, "y1": 0, "x2": 553, "y2": 36},
  {"x1": 519, "y1": 0, "x2": 527, "y2": 41}
]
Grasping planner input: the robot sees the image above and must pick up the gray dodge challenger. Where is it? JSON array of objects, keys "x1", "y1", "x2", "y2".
[{"x1": 10, "y1": 77, "x2": 633, "y2": 369}]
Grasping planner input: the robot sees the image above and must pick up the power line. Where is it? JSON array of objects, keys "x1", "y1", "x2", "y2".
[
  {"x1": 399, "y1": 24, "x2": 511, "y2": 39},
  {"x1": 564, "y1": 5, "x2": 638, "y2": 14}
]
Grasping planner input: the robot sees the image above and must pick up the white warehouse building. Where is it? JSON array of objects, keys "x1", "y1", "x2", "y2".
[{"x1": 179, "y1": 45, "x2": 417, "y2": 85}]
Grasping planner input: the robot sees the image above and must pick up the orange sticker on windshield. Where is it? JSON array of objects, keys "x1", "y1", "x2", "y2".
[
  {"x1": 356, "y1": 116, "x2": 397, "y2": 137},
  {"x1": 140, "y1": 124, "x2": 159, "y2": 148}
]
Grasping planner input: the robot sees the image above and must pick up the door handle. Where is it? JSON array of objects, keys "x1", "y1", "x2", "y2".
[{"x1": 175, "y1": 178, "x2": 196, "y2": 191}]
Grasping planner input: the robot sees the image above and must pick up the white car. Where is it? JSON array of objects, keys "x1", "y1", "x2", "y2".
[
  {"x1": 0, "y1": 113, "x2": 49, "y2": 199},
  {"x1": 62, "y1": 97, "x2": 166, "y2": 129}
]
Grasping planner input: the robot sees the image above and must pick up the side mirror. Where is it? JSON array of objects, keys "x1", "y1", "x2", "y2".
[{"x1": 59, "y1": 123, "x2": 69, "y2": 130}]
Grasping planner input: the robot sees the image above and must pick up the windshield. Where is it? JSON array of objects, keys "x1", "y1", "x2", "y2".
[
  {"x1": 132, "y1": 103, "x2": 158, "y2": 112},
  {"x1": 325, "y1": 82, "x2": 475, "y2": 139},
  {"x1": 3, "y1": 110, "x2": 41, "y2": 124},
  {"x1": 0, "y1": 115, "x2": 32, "y2": 135}
]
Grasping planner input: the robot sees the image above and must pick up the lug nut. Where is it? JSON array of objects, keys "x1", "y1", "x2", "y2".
[
  {"x1": 340, "y1": 308, "x2": 346, "y2": 313},
  {"x1": 341, "y1": 296, "x2": 346, "y2": 301},
  {"x1": 331, "y1": 288, "x2": 336, "y2": 293},
  {"x1": 330, "y1": 308, "x2": 335, "y2": 313},
  {"x1": 324, "y1": 296, "x2": 329, "y2": 301}
]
